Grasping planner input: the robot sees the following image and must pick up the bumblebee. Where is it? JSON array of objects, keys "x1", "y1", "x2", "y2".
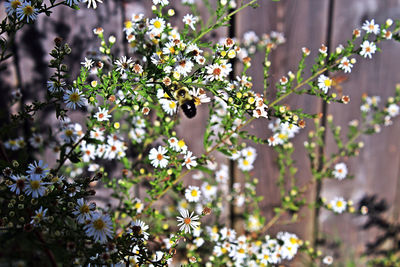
[{"x1": 170, "y1": 84, "x2": 197, "y2": 119}]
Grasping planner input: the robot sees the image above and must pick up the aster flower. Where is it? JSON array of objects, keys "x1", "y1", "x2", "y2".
[
  {"x1": 95, "y1": 107, "x2": 112, "y2": 122},
  {"x1": 387, "y1": 103, "x2": 399, "y2": 117},
  {"x1": 183, "y1": 14, "x2": 198, "y2": 30},
  {"x1": 185, "y1": 185, "x2": 201, "y2": 202},
  {"x1": 360, "y1": 40, "x2": 376, "y2": 59},
  {"x1": 362, "y1": 19, "x2": 380, "y2": 35},
  {"x1": 338, "y1": 57, "x2": 353, "y2": 73},
  {"x1": 149, "y1": 17, "x2": 166, "y2": 36},
  {"x1": 333, "y1": 162, "x2": 348, "y2": 180},
  {"x1": 81, "y1": 57, "x2": 94, "y2": 69},
  {"x1": 24, "y1": 176, "x2": 48, "y2": 198},
  {"x1": 65, "y1": 0, "x2": 81, "y2": 6},
  {"x1": 330, "y1": 197, "x2": 347, "y2": 213},
  {"x1": 16, "y1": 1, "x2": 38, "y2": 22},
  {"x1": 30, "y1": 206, "x2": 48, "y2": 226},
  {"x1": 176, "y1": 208, "x2": 200, "y2": 234},
  {"x1": 84, "y1": 212, "x2": 113, "y2": 244},
  {"x1": 153, "y1": 0, "x2": 169, "y2": 5},
  {"x1": 26, "y1": 160, "x2": 49, "y2": 180},
  {"x1": 9, "y1": 175, "x2": 26, "y2": 195},
  {"x1": 64, "y1": 88, "x2": 86, "y2": 109},
  {"x1": 115, "y1": 56, "x2": 133, "y2": 74},
  {"x1": 182, "y1": 151, "x2": 197, "y2": 169},
  {"x1": 149, "y1": 146, "x2": 169, "y2": 168},
  {"x1": 5, "y1": 0, "x2": 22, "y2": 15},
  {"x1": 317, "y1": 74, "x2": 332, "y2": 94},
  {"x1": 73, "y1": 198, "x2": 96, "y2": 224}
]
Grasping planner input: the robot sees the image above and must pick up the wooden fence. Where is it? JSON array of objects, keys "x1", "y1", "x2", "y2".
[{"x1": 1, "y1": 0, "x2": 400, "y2": 264}]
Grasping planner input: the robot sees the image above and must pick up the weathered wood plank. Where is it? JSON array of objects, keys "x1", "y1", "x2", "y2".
[
  {"x1": 236, "y1": 0, "x2": 330, "y2": 242},
  {"x1": 322, "y1": 0, "x2": 400, "y2": 261}
]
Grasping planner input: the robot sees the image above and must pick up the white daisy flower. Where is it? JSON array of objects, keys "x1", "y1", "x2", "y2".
[
  {"x1": 29, "y1": 133, "x2": 44, "y2": 148},
  {"x1": 175, "y1": 57, "x2": 194, "y2": 77},
  {"x1": 149, "y1": 146, "x2": 169, "y2": 168},
  {"x1": 387, "y1": 103, "x2": 399, "y2": 117},
  {"x1": 330, "y1": 197, "x2": 347, "y2": 214},
  {"x1": 333, "y1": 162, "x2": 348, "y2": 180},
  {"x1": 176, "y1": 208, "x2": 200, "y2": 234},
  {"x1": 323, "y1": 255, "x2": 333, "y2": 265},
  {"x1": 115, "y1": 56, "x2": 133, "y2": 74},
  {"x1": 149, "y1": 17, "x2": 166, "y2": 36},
  {"x1": 84, "y1": 212, "x2": 113, "y2": 244},
  {"x1": 183, "y1": 14, "x2": 198, "y2": 30},
  {"x1": 238, "y1": 157, "x2": 254, "y2": 171},
  {"x1": 64, "y1": 88, "x2": 86, "y2": 109},
  {"x1": 95, "y1": 107, "x2": 112, "y2": 122},
  {"x1": 160, "y1": 99, "x2": 178, "y2": 115},
  {"x1": 205, "y1": 64, "x2": 225, "y2": 81},
  {"x1": 362, "y1": 19, "x2": 380, "y2": 35},
  {"x1": 81, "y1": 58, "x2": 94, "y2": 70},
  {"x1": 73, "y1": 198, "x2": 96, "y2": 224},
  {"x1": 360, "y1": 40, "x2": 376, "y2": 59},
  {"x1": 317, "y1": 74, "x2": 332, "y2": 94},
  {"x1": 338, "y1": 57, "x2": 353, "y2": 73},
  {"x1": 185, "y1": 185, "x2": 201, "y2": 202},
  {"x1": 182, "y1": 151, "x2": 197, "y2": 169}
]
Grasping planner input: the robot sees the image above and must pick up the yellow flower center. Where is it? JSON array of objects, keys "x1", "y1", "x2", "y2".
[
  {"x1": 154, "y1": 20, "x2": 161, "y2": 29},
  {"x1": 23, "y1": 5, "x2": 34, "y2": 15},
  {"x1": 80, "y1": 204, "x2": 90, "y2": 214},
  {"x1": 336, "y1": 201, "x2": 343, "y2": 207},
  {"x1": 324, "y1": 79, "x2": 332, "y2": 87},
  {"x1": 93, "y1": 218, "x2": 105, "y2": 230},
  {"x1": 11, "y1": 0, "x2": 21, "y2": 9},
  {"x1": 69, "y1": 92, "x2": 80, "y2": 102},
  {"x1": 191, "y1": 190, "x2": 198, "y2": 197},
  {"x1": 169, "y1": 101, "x2": 176, "y2": 109},
  {"x1": 30, "y1": 180, "x2": 40, "y2": 190},
  {"x1": 178, "y1": 140, "x2": 185, "y2": 148}
]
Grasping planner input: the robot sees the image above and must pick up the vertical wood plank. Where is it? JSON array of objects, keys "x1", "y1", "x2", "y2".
[
  {"x1": 236, "y1": 0, "x2": 329, "y2": 242},
  {"x1": 322, "y1": 0, "x2": 400, "y2": 261}
]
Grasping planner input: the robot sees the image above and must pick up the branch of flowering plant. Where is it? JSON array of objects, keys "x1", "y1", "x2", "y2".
[
  {"x1": 192, "y1": 0, "x2": 259, "y2": 44},
  {"x1": 138, "y1": 116, "x2": 256, "y2": 216},
  {"x1": 269, "y1": 26, "x2": 400, "y2": 109}
]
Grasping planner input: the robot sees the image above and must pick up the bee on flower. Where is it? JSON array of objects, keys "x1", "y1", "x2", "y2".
[{"x1": 129, "y1": 220, "x2": 150, "y2": 240}]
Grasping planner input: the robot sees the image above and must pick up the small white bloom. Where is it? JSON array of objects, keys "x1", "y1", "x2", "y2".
[
  {"x1": 176, "y1": 208, "x2": 200, "y2": 234},
  {"x1": 149, "y1": 146, "x2": 169, "y2": 168},
  {"x1": 362, "y1": 19, "x2": 380, "y2": 35},
  {"x1": 185, "y1": 185, "x2": 201, "y2": 202},
  {"x1": 317, "y1": 75, "x2": 332, "y2": 94},
  {"x1": 330, "y1": 197, "x2": 347, "y2": 214},
  {"x1": 333, "y1": 162, "x2": 348, "y2": 180},
  {"x1": 360, "y1": 40, "x2": 377, "y2": 59}
]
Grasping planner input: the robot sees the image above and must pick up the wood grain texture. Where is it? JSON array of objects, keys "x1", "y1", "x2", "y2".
[
  {"x1": 236, "y1": 0, "x2": 329, "y2": 242},
  {"x1": 321, "y1": 0, "x2": 400, "y2": 261}
]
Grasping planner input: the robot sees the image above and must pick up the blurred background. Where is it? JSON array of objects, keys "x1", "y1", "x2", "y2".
[{"x1": 1, "y1": 0, "x2": 400, "y2": 265}]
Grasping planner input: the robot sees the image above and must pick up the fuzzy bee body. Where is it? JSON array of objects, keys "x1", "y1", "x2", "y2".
[{"x1": 172, "y1": 86, "x2": 197, "y2": 119}]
